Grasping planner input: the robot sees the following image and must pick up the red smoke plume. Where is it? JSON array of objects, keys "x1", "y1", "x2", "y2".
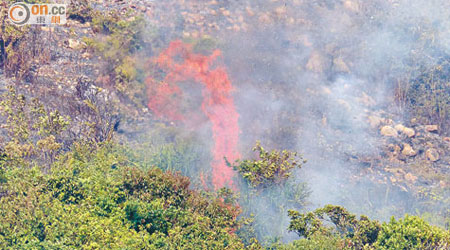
[{"x1": 147, "y1": 40, "x2": 239, "y2": 189}]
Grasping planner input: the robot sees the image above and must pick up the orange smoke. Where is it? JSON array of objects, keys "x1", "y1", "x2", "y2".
[{"x1": 146, "y1": 40, "x2": 239, "y2": 189}]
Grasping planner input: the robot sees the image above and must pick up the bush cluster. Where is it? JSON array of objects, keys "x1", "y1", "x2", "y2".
[
  {"x1": 0, "y1": 144, "x2": 261, "y2": 249},
  {"x1": 286, "y1": 205, "x2": 450, "y2": 250}
]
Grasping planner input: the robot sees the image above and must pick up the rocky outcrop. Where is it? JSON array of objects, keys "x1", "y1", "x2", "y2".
[
  {"x1": 381, "y1": 126, "x2": 398, "y2": 137},
  {"x1": 359, "y1": 111, "x2": 449, "y2": 202}
]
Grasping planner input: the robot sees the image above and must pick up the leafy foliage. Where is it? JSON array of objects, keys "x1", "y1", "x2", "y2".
[
  {"x1": 229, "y1": 141, "x2": 306, "y2": 188},
  {"x1": 0, "y1": 86, "x2": 70, "y2": 167},
  {"x1": 237, "y1": 180, "x2": 310, "y2": 244},
  {"x1": 0, "y1": 143, "x2": 262, "y2": 249},
  {"x1": 288, "y1": 205, "x2": 450, "y2": 250},
  {"x1": 374, "y1": 215, "x2": 450, "y2": 250},
  {"x1": 288, "y1": 205, "x2": 381, "y2": 249},
  {"x1": 273, "y1": 233, "x2": 342, "y2": 250},
  {"x1": 1, "y1": 1, "x2": 450, "y2": 249},
  {"x1": 83, "y1": 10, "x2": 151, "y2": 109},
  {"x1": 230, "y1": 142, "x2": 310, "y2": 243}
]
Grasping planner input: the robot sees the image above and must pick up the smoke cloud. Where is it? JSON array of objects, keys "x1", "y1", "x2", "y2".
[{"x1": 141, "y1": 0, "x2": 450, "y2": 241}]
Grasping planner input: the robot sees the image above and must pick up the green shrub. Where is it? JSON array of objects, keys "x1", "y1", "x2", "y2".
[
  {"x1": 288, "y1": 205, "x2": 381, "y2": 249},
  {"x1": 0, "y1": 143, "x2": 256, "y2": 249},
  {"x1": 273, "y1": 232, "x2": 342, "y2": 250},
  {"x1": 0, "y1": 86, "x2": 70, "y2": 167},
  {"x1": 287, "y1": 205, "x2": 450, "y2": 250},
  {"x1": 228, "y1": 141, "x2": 306, "y2": 189},
  {"x1": 374, "y1": 215, "x2": 450, "y2": 250},
  {"x1": 83, "y1": 10, "x2": 150, "y2": 109},
  {"x1": 230, "y1": 142, "x2": 309, "y2": 243}
]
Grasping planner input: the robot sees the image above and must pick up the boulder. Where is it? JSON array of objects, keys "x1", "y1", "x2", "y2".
[
  {"x1": 139, "y1": 6, "x2": 147, "y2": 12},
  {"x1": 380, "y1": 126, "x2": 398, "y2": 137},
  {"x1": 337, "y1": 99, "x2": 351, "y2": 111},
  {"x1": 425, "y1": 125, "x2": 439, "y2": 132},
  {"x1": 426, "y1": 148, "x2": 440, "y2": 162},
  {"x1": 394, "y1": 124, "x2": 415, "y2": 137},
  {"x1": 401, "y1": 143, "x2": 416, "y2": 157},
  {"x1": 402, "y1": 127, "x2": 415, "y2": 137},
  {"x1": 41, "y1": 26, "x2": 54, "y2": 32},
  {"x1": 222, "y1": 10, "x2": 230, "y2": 17},
  {"x1": 394, "y1": 124, "x2": 405, "y2": 132},
  {"x1": 258, "y1": 13, "x2": 272, "y2": 24}
]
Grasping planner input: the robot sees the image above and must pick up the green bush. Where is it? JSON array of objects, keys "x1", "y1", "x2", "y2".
[
  {"x1": 0, "y1": 143, "x2": 258, "y2": 249},
  {"x1": 230, "y1": 142, "x2": 310, "y2": 243},
  {"x1": 0, "y1": 86, "x2": 70, "y2": 167},
  {"x1": 83, "y1": 10, "x2": 151, "y2": 109},
  {"x1": 287, "y1": 205, "x2": 450, "y2": 250},
  {"x1": 288, "y1": 205, "x2": 381, "y2": 249},
  {"x1": 273, "y1": 233, "x2": 342, "y2": 250},
  {"x1": 228, "y1": 141, "x2": 306, "y2": 189},
  {"x1": 375, "y1": 215, "x2": 450, "y2": 250}
]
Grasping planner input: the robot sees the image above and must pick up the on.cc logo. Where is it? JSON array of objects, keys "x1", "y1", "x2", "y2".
[{"x1": 8, "y1": 3, "x2": 30, "y2": 25}]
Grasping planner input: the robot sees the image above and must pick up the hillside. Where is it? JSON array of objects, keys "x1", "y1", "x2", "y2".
[{"x1": 1, "y1": 0, "x2": 449, "y2": 249}]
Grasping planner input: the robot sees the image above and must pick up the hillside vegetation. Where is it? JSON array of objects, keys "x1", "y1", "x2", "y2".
[{"x1": 1, "y1": 0, "x2": 449, "y2": 249}]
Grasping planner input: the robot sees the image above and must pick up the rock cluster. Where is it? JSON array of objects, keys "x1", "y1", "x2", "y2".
[
  {"x1": 361, "y1": 112, "x2": 449, "y2": 196},
  {"x1": 368, "y1": 113, "x2": 447, "y2": 162}
]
